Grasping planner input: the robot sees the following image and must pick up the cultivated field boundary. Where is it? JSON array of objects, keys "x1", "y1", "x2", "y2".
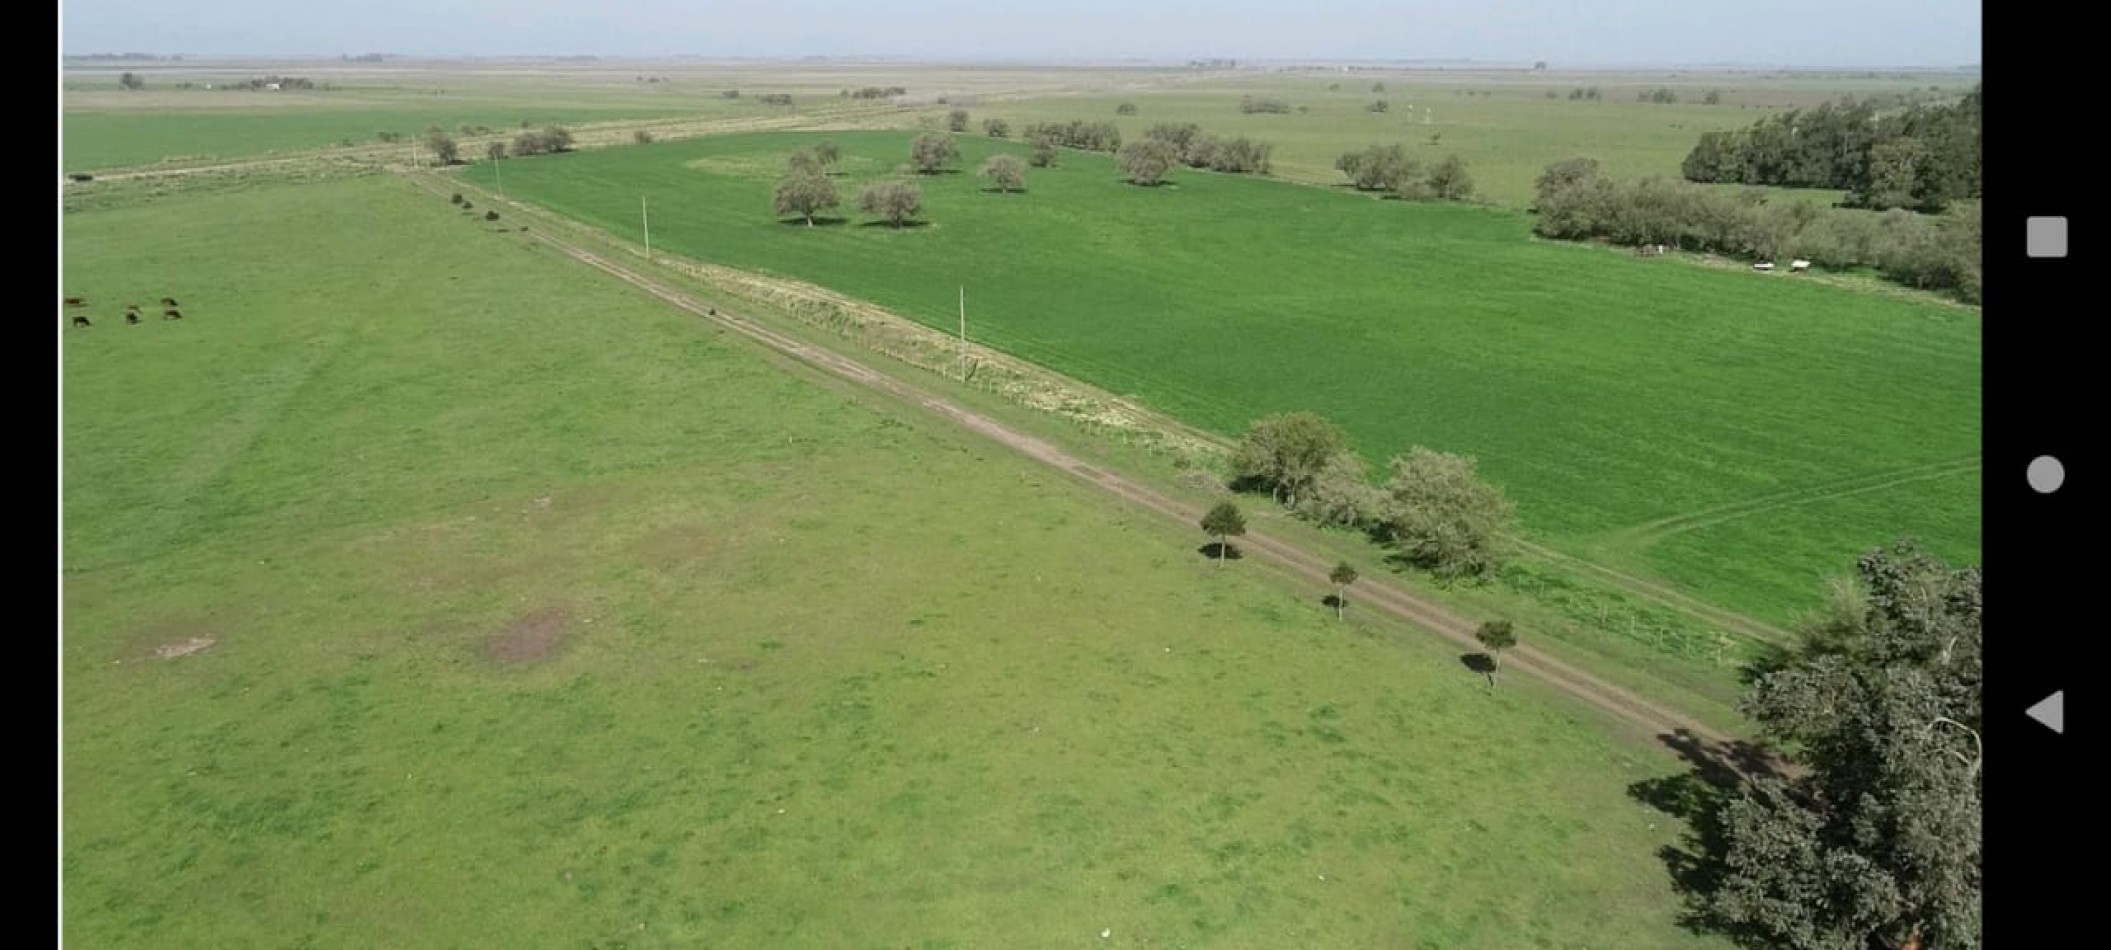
[{"x1": 413, "y1": 169, "x2": 1760, "y2": 763}]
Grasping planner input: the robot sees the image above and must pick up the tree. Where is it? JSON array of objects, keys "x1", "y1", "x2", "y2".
[
  {"x1": 1534, "y1": 60, "x2": 1549, "y2": 71},
  {"x1": 1116, "y1": 102, "x2": 1138, "y2": 115},
  {"x1": 787, "y1": 149, "x2": 821, "y2": 176},
  {"x1": 813, "y1": 139, "x2": 841, "y2": 170},
  {"x1": 1336, "y1": 144, "x2": 1416, "y2": 192},
  {"x1": 1116, "y1": 139, "x2": 1179, "y2": 185},
  {"x1": 947, "y1": 109, "x2": 970, "y2": 132},
  {"x1": 1474, "y1": 620, "x2": 1517, "y2": 682},
  {"x1": 1372, "y1": 81, "x2": 1386, "y2": 93},
  {"x1": 910, "y1": 133, "x2": 960, "y2": 174},
  {"x1": 1329, "y1": 562, "x2": 1359, "y2": 619},
  {"x1": 118, "y1": 71, "x2": 144, "y2": 90},
  {"x1": 978, "y1": 153, "x2": 1027, "y2": 193},
  {"x1": 1367, "y1": 99, "x2": 1389, "y2": 113},
  {"x1": 1426, "y1": 155, "x2": 1475, "y2": 200},
  {"x1": 1029, "y1": 140, "x2": 1058, "y2": 168},
  {"x1": 857, "y1": 180, "x2": 924, "y2": 228},
  {"x1": 1704, "y1": 89, "x2": 1724, "y2": 105},
  {"x1": 1380, "y1": 447, "x2": 1515, "y2": 579},
  {"x1": 1701, "y1": 542, "x2": 1981, "y2": 950},
  {"x1": 541, "y1": 126, "x2": 574, "y2": 152},
  {"x1": 773, "y1": 171, "x2": 839, "y2": 226},
  {"x1": 1231, "y1": 412, "x2": 1351, "y2": 508},
  {"x1": 422, "y1": 126, "x2": 460, "y2": 165},
  {"x1": 982, "y1": 117, "x2": 1011, "y2": 138},
  {"x1": 485, "y1": 141, "x2": 507, "y2": 162},
  {"x1": 633, "y1": 129, "x2": 655, "y2": 145},
  {"x1": 1199, "y1": 501, "x2": 1246, "y2": 567}
]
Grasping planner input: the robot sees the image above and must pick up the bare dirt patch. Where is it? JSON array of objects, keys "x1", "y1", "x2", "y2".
[
  {"x1": 480, "y1": 607, "x2": 573, "y2": 664},
  {"x1": 154, "y1": 637, "x2": 217, "y2": 659},
  {"x1": 119, "y1": 618, "x2": 223, "y2": 663}
]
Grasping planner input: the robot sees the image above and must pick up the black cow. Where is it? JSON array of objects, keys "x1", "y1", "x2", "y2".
[
  {"x1": 163, "y1": 309, "x2": 183, "y2": 321},
  {"x1": 126, "y1": 312, "x2": 141, "y2": 325},
  {"x1": 71, "y1": 315, "x2": 91, "y2": 328},
  {"x1": 159, "y1": 297, "x2": 179, "y2": 308}
]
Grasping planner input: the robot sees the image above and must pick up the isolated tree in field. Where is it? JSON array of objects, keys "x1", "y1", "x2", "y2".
[
  {"x1": 947, "y1": 108, "x2": 971, "y2": 132},
  {"x1": 485, "y1": 140, "x2": 507, "y2": 162},
  {"x1": 119, "y1": 71, "x2": 144, "y2": 90},
  {"x1": 1371, "y1": 81, "x2": 1386, "y2": 93},
  {"x1": 1426, "y1": 154, "x2": 1475, "y2": 200},
  {"x1": 1200, "y1": 501, "x2": 1247, "y2": 567},
  {"x1": 1698, "y1": 542, "x2": 1981, "y2": 950},
  {"x1": 978, "y1": 153, "x2": 1027, "y2": 193},
  {"x1": 1474, "y1": 620, "x2": 1517, "y2": 683},
  {"x1": 1116, "y1": 139, "x2": 1179, "y2": 186},
  {"x1": 982, "y1": 117, "x2": 1011, "y2": 138},
  {"x1": 1232, "y1": 412, "x2": 1352, "y2": 508},
  {"x1": 1380, "y1": 447, "x2": 1515, "y2": 579},
  {"x1": 773, "y1": 169, "x2": 839, "y2": 226},
  {"x1": 633, "y1": 129, "x2": 655, "y2": 145},
  {"x1": 787, "y1": 149, "x2": 821, "y2": 176},
  {"x1": 1367, "y1": 99, "x2": 1389, "y2": 113},
  {"x1": 1116, "y1": 102, "x2": 1138, "y2": 115},
  {"x1": 1329, "y1": 561, "x2": 1359, "y2": 619},
  {"x1": 857, "y1": 180, "x2": 924, "y2": 227},
  {"x1": 424, "y1": 126, "x2": 460, "y2": 165},
  {"x1": 1703, "y1": 89, "x2": 1723, "y2": 105},
  {"x1": 813, "y1": 139, "x2": 841, "y2": 170},
  {"x1": 910, "y1": 132, "x2": 960, "y2": 174}
]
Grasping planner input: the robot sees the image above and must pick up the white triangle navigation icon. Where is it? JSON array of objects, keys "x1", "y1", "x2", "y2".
[{"x1": 2027, "y1": 691, "x2": 2064, "y2": 734}]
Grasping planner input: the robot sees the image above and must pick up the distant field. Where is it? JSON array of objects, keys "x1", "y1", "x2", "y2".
[
  {"x1": 470, "y1": 130, "x2": 1981, "y2": 624},
  {"x1": 980, "y1": 71, "x2": 1971, "y2": 206},
  {"x1": 62, "y1": 176, "x2": 1725, "y2": 948}
]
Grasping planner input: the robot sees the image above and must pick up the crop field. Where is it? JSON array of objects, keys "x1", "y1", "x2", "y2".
[
  {"x1": 468, "y1": 129, "x2": 1981, "y2": 626},
  {"x1": 60, "y1": 175, "x2": 1732, "y2": 948},
  {"x1": 982, "y1": 70, "x2": 1971, "y2": 205}
]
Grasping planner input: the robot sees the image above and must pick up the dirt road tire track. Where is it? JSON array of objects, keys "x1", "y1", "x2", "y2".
[{"x1": 406, "y1": 172, "x2": 1756, "y2": 762}]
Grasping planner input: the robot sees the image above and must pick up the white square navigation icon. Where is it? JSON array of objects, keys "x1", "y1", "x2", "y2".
[{"x1": 2028, "y1": 217, "x2": 2068, "y2": 258}]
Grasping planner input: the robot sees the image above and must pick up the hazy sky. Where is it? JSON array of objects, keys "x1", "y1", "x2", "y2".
[{"x1": 59, "y1": 0, "x2": 1981, "y2": 68}]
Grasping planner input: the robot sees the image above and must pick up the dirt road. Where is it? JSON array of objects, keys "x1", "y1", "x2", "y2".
[{"x1": 410, "y1": 172, "x2": 1753, "y2": 761}]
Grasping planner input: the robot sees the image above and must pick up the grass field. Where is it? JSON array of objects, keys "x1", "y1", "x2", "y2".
[
  {"x1": 63, "y1": 175, "x2": 1730, "y2": 948},
  {"x1": 467, "y1": 129, "x2": 1981, "y2": 626}
]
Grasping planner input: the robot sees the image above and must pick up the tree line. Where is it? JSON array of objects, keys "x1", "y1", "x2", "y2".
[
  {"x1": 1532, "y1": 158, "x2": 1980, "y2": 302},
  {"x1": 1022, "y1": 120, "x2": 1124, "y2": 154},
  {"x1": 1138, "y1": 122, "x2": 1274, "y2": 174},
  {"x1": 1335, "y1": 144, "x2": 1476, "y2": 201},
  {"x1": 842, "y1": 86, "x2": 907, "y2": 99},
  {"x1": 1681, "y1": 87, "x2": 1980, "y2": 212}
]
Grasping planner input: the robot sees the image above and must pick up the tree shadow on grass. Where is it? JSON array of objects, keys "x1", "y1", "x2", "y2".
[
  {"x1": 1197, "y1": 542, "x2": 1244, "y2": 562},
  {"x1": 776, "y1": 216, "x2": 849, "y2": 228},
  {"x1": 855, "y1": 219, "x2": 932, "y2": 230},
  {"x1": 1459, "y1": 652, "x2": 1496, "y2": 676},
  {"x1": 1629, "y1": 728, "x2": 1793, "y2": 946},
  {"x1": 978, "y1": 187, "x2": 1030, "y2": 195}
]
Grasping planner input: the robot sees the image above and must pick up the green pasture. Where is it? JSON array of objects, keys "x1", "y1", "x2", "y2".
[{"x1": 62, "y1": 175, "x2": 1726, "y2": 948}]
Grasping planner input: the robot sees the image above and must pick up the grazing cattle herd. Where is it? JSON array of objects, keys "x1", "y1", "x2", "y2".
[{"x1": 63, "y1": 296, "x2": 185, "y2": 329}]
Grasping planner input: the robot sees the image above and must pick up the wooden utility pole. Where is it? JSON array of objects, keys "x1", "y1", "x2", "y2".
[
  {"x1": 958, "y1": 285, "x2": 967, "y2": 381},
  {"x1": 642, "y1": 196, "x2": 652, "y2": 261}
]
